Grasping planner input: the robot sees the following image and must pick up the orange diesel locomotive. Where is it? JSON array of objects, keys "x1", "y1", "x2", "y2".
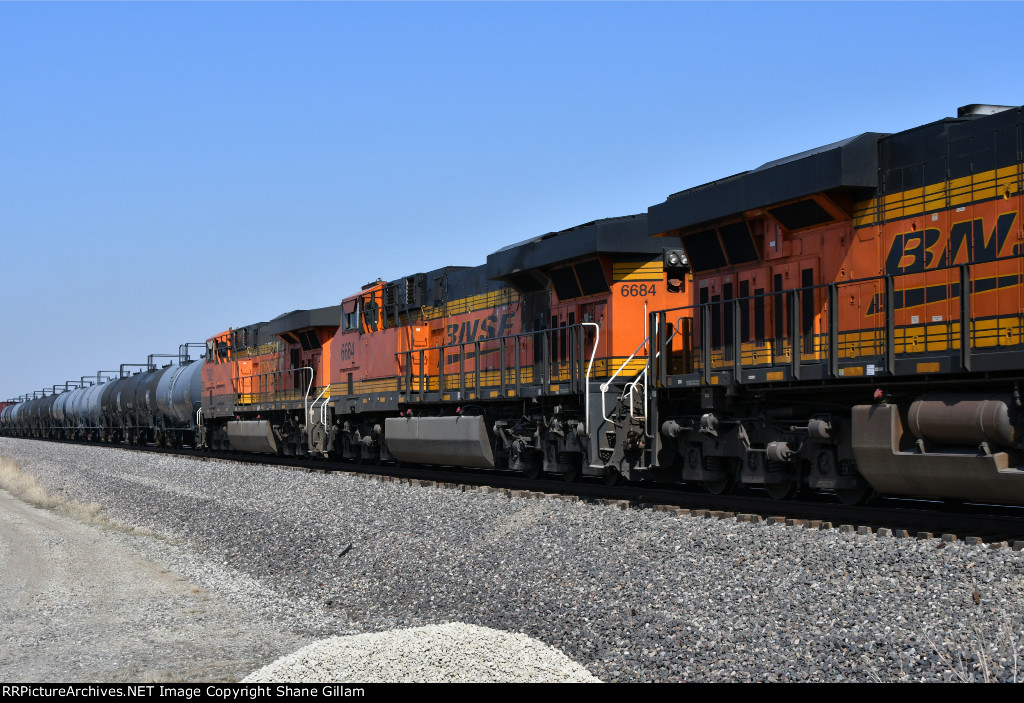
[{"x1": 643, "y1": 104, "x2": 1024, "y2": 504}]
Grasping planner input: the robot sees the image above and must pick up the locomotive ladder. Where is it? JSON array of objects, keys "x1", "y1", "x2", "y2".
[
  {"x1": 599, "y1": 336, "x2": 651, "y2": 427},
  {"x1": 589, "y1": 323, "x2": 660, "y2": 473},
  {"x1": 307, "y1": 379, "x2": 330, "y2": 456}
]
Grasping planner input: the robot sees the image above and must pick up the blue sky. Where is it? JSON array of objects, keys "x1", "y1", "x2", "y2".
[{"x1": 2, "y1": 1, "x2": 1021, "y2": 400}]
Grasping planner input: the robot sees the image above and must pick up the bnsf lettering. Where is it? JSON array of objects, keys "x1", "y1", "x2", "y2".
[
  {"x1": 446, "y1": 312, "x2": 514, "y2": 345},
  {"x1": 884, "y1": 212, "x2": 1018, "y2": 275}
]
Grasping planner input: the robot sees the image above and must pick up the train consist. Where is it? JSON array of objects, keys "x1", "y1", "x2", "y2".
[{"x1": 5, "y1": 103, "x2": 1024, "y2": 506}]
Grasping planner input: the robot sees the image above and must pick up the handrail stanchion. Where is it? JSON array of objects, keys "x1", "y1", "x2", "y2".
[
  {"x1": 828, "y1": 283, "x2": 839, "y2": 378},
  {"x1": 960, "y1": 263, "x2": 972, "y2": 372}
]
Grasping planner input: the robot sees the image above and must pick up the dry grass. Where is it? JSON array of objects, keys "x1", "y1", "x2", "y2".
[
  {"x1": 0, "y1": 455, "x2": 105, "y2": 525},
  {"x1": 0, "y1": 456, "x2": 164, "y2": 539}
]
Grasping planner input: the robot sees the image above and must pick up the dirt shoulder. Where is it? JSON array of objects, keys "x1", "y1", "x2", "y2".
[{"x1": 0, "y1": 487, "x2": 310, "y2": 682}]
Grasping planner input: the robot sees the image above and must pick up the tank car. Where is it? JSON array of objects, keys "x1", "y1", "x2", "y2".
[
  {"x1": 1, "y1": 353, "x2": 207, "y2": 448},
  {"x1": 152, "y1": 359, "x2": 204, "y2": 448}
]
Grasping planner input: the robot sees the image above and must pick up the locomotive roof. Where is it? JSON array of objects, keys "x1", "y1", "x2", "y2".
[
  {"x1": 649, "y1": 132, "x2": 884, "y2": 235},
  {"x1": 650, "y1": 104, "x2": 1024, "y2": 236},
  {"x1": 265, "y1": 305, "x2": 341, "y2": 336},
  {"x1": 486, "y1": 214, "x2": 663, "y2": 282}
]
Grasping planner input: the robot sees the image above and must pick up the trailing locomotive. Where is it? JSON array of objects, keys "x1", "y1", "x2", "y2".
[
  {"x1": 4, "y1": 103, "x2": 1024, "y2": 507},
  {"x1": 197, "y1": 215, "x2": 667, "y2": 484}
]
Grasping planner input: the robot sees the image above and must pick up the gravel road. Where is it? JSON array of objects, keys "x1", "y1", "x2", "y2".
[
  {"x1": 0, "y1": 485, "x2": 312, "y2": 682},
  {"x1": 3, "y1": 437, "x2": 1024, "y2": 682}
]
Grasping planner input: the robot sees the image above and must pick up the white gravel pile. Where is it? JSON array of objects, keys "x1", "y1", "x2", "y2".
[
  {"x1": 5, "y1": 437, "x2": 1024, "y2": 682},
  {"x1": 242, "y1": 622, "x2": 600, "y2": 682}
]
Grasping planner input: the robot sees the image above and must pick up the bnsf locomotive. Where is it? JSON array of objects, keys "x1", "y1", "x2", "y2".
[{"x1": 5, "y1": 103, "x2": 1024, "y2": 506}]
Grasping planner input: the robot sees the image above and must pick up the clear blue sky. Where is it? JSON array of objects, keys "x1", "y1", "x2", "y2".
[{"x1": 2, "y1": 1, "x2": 1021, "y2": 400}]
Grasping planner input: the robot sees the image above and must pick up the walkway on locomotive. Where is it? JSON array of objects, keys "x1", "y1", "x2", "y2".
[{"x1": 646, "y1": 105, "x2": 1024, "y2": 391}]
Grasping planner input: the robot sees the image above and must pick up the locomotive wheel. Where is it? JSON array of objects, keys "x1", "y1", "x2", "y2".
[
  {"x1": 702, "y1": 476, "x2": 733, "y2": 495},
  {"x1": 603, "y1": 468, "x2": 621, "y2": 486},
  {"x1": 764, "y1": 481, "x2": 799, "y2": 500},
  {"x1": 510, "y1": 443, "x2": 540, "y2": 479},
  {"x1": 701, "y1": 456, "x2": 735, "y2": 495},
  {"x1": 561, "y1": 466, "x2": 580, "y2": 483},
  {"x1": 836, "y1": 485, "x2": 871, "y2": 506}
]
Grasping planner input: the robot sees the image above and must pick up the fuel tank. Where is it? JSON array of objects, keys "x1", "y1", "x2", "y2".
[{"x1": 384, "y1": 415, "x2": 496, "y2": 469}]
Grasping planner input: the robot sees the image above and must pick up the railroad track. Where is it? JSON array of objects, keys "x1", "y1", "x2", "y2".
[{"x1": 10, "y1": 435, "x2": 1024, "y2": 547}]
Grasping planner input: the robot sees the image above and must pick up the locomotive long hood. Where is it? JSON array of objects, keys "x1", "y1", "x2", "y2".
[
  {"x1": 649, "y1": 132, "x2": 885, "y2": 236},
  {"x1": 485, "y1": 213, "x2": 664, "y2": 290}
]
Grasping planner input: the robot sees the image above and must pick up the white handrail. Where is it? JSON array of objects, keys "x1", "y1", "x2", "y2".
[
  {"x1": 306, "y1": 385, "x2": 331, "y2": 455},
  {"x1": 600, "y1": 312, "x2": 665, "y2": 433},
  {"x1": 309, "y1": 384, "x2": 328, "y2": 426},
  {"x1": 581, "y1": 322, "x2": 600, "y2": 437},
  {"x1": 624, "y1": 368, "x2": 647, "y2": 420},
  {"x1": 601, "y1": 336, "x2": 649, "y2": 423},
  {"x1": 299, "y1": 366, "x2": 315, "y2": 431},
  {"x1": 320, "y1": 395, "x2": 331, "y2": 428},
  {"x1": 600, "y1": 337, "x2": 649, "y2": 393}
]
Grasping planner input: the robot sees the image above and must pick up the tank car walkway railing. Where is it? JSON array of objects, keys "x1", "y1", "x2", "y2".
[
  {"x1": 395, "y1": 323, "x2": 601, "y2": 406},
  {"x1": 647, "y1": 251, "x2": 1024, "y2": 397}
]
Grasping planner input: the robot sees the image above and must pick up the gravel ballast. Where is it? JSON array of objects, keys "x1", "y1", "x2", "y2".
[
  {"x1": 3, "y1": 437, "x2": 1024, "y2": 682},
  {"x1": 243, "y1": 622, "x2": 600, "y2": 682}
]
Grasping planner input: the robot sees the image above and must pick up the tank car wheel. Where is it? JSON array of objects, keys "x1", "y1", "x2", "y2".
[{"x1": 764, "y1": 481, "x2": 799, "y2": 500}]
